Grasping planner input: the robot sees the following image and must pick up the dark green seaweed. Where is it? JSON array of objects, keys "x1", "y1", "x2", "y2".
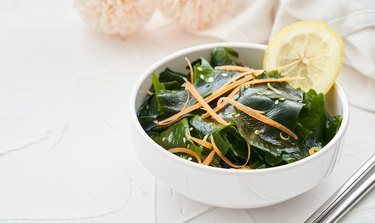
[{"x1": 137, "y1": 47, "x2": 342, "y2": 169}]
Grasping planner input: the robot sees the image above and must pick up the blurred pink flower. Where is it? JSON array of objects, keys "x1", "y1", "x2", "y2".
[
  {"x1": 75, "y1": 0, "x2": 155, "y2": 38},
  {"x1": 158, "y1": 0, "x2": 229, "y2": 31}
]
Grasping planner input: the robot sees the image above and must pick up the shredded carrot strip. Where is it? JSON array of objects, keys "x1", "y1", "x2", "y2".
[
  {"x1": 216, "y1": 59, "x2": 303, "y2": 75},
  {"x1": 155, "y1": 103, "x2": 200, "y2": 126},
  {"x1": 189, "y1": 136, "x2": 212, "y2": 149},
  {"x1": 210, "y1": 135, "x2": 251, "y2": 168},
  {"x1": 203, "y1": 150, "x2": 216, "y2": 166},
  {"x1": 201, "y1": 82, "x2": 265, "y2": 119},
  {"x1": 216, "y1": 69, "x2": 261, "y2": 92},
  {"x1": 223, "y1": 85, "x2": 241, "y2": 101},
  {"x1": 156, "y1": 75, "x2": 303, "y2": 126},
  {"x1": 268, "y1": 59, "x2": 302, "y2": 72},
  {"x1": 215, "y1": 65, "x2": 262, "y2": 73},
  {"x1": 214, "y1": 70, "x2": 258, "y2": 95},
  {"x1": 168, "y1": 148, "x2": 202, "y2": 163},
  {"x1": 155, "y1": 76, "x2": 253, "y2": 125},
  {"x1": 222, "y1": 70, "x2": 254, "y2": 86},
  {"x1": 154, "y1": 94, "x2": 190, "y2": 125},
  {"x1": 239, "y1": 166, "x2": 251, "y2": 170},
  {"x1": 185, "y1": 57, "x2": 194, "y2": 84},
  {"x1": 244, "y1": 76, "x2": 305, "y2": 87},
  {"x1": 246, "y1": 144, "x2": 251, "y2": 165},
  {"x1": 201, "y1": 85, "x2": 241, "y2": 118},
  {"x1": 212, "y1": 86, "x2": 262, "y2": 115},
  {"x1": 218, "y1": 97, "x2": 298, "y2": 140},
  {"x1": 204, "y1": 74, "x2": 255, "y2": 102},
  {"x1": 184, "y1": 79, "x2": 228, "y2": 126},
  {"x1": 202, "y1": 77, "x2": 302, "y2": 119}
]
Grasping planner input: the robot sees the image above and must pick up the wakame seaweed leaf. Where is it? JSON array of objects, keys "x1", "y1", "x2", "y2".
[
  {"x1": 151, "y1": 59, "x2": 242, "y2": 122},
  {"x1": 193, "y1": 57, "x2": 215, "y2": 82},
  {"x1": 137, "y1": 95, "x2": 168, "y2": 133},
  {"x1": 155, "y1": 90, "x2": 190, "y2": 114},
  {"x1": 224, "y1": 47, "x2": 239, "y2": 58},
  {"x1": 161, "y1": 81, "x2": 182, "y2": 91},
  {"x1": 189, "y1": 115, "x2": 221, "y2": 139},
  {"x1": 153, "y1": 118, "x2": 203, "y2": 157},
  {"x1": 152, "y1": 71, "x2": 166, "y2": 93},
  {"x1": 323, "y1": 115, "x2": 342, "y2": 144},
  {"x1": 232, "y1": 95, "x2": 304, "y2": 165},
  {"x1": 210, "y1": 47, "x2": 238, "y2": 67},
  {"x1": 158, "y1": 68, "x2": 187, "y2": 85},
  {"x1": 137, "y1": 47, "x2": 343, "y2": 169},
  {"x1": 212, "y1": 125, "x2": 249, "y2": 165},
  {"x1": 296, "y1": 89, "x2": 326, "y2": 145},
  {"x1": 230, "y1": 82, "x2": 304, "y2": 165}
]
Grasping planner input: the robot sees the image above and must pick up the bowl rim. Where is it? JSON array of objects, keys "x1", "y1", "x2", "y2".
[{"x1": 130, "y1": 42, "x2": 349, "y2": 175}]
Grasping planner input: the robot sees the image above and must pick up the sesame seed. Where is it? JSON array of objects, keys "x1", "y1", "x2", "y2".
[
  {"x1": 189, "y1": 127, "x2": 193, "y2": 131},
  {"x1": 162, "y1": 137, "x2": 166, "y2": 141},
  {"x1": 182, "y1": 137, "x2": 186, "y2": 143},
  {"x1": 207, "y1": 77, "x2": 214, "y2": 82},
  {"x1": 188, "y1": 157, "x2": 193, "y2": 161},
  {"x1": 275, "y1": 99, "x2": 279, "y2": 105},
  {"x1": 221, "y1": 73, "x2": 228, "y2": 77},
  {"x1": 197, "y1": 67, "x2": 203, "y2": 71},
  {"x1": 200, "y1": 75, "x2": 205, "y2": 80}
]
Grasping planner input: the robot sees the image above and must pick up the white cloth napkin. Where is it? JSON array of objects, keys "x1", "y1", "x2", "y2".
[{"x1": 193, "y1": 0, "x2": 375, "y2": 111}]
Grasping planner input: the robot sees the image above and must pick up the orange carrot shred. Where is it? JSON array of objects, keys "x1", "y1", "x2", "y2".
[
  {"x1": 156, "y1": 75, "x2": 302, "y2": 126},
  {"x1": 185, "y1": 57, "x2": 194, "y2": 84},
  {"x1": 204, "y1": 74, "x2": 254, "y2": 102},
  {"x1": 215, "y1": 69, "x2": 261, "y2": 94},
  {"x1": 168, "y1": 148, "x2": 202, "y2": 163},
  {"x1": 268, "y1": 59, "x2": 302, "y2": 72},
  {"x1": 154, "y1": 93, "x2": 190, "y2": 125},
  {"x1": 201, "y1": 85, "x2": 240, "y2": 119},
  {"x1": 218, "y1": 97, "x2": 298, "y2": 140},
  {"x1": 201, "y1": 82, "x2": 266, "y2": 119},
  {"x1": 215, "y1": 65, "x2": 262, "y2": 73},
  {"x1": 203, "y1": 150, "x2": 216, "y2": 166},
  {"x1": 210, "y1": 135, "x2": 251, "y2": 168},
  {"x1": 155, "y1": 104, "x2": 199, "y2": 126},
  {"x1": 189, "y1": 136, "x2": 212, "y2": 149},
  {"x1": 222, "y1": 70, "x2": 254, "y2": 86},
  {"x1": 184, "y1": 78, "x2": 228, "y2": 126},
  {"x1": 239, "y1": 166, "x2": 251, "y2": 170},
  {"x1": 156, "y1": 74, "x2": 255, "y2": 125},
  {"x1": 244, "y1": 76, "x2": 304, "y2": 87},
  {"x1": 155, "y1": 75, "x2": 252, "y2": 125}
]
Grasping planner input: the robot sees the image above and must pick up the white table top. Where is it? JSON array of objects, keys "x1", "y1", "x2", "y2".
[{"x1": 1, "y1": 1, "x2": 375, "y2": 222}]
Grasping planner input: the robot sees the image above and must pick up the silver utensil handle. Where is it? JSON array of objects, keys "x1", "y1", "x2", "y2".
[
  {"x1": 305, "y1": 154, "x2": 375, "y2": 223},
  {"x1": 325, "y1": 169, "x2": 375, "y2": 222}
]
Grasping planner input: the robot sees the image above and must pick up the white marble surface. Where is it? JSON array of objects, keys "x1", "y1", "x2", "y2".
[{"x1": 1, "y1": 1, "x2": 375, "y2": 222}]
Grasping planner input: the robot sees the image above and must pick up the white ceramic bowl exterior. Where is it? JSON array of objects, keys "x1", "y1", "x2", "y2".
[{"x1": 130, "y1": 43, "x2": 349, "y2": 208}]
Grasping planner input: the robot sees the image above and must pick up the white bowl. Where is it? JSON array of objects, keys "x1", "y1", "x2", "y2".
[{"x1": 130, "y1": 42, "x2": 349, "y2": 208}]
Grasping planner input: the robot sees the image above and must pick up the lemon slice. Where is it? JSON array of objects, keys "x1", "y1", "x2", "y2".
[{"x1": 263, "y1": 21, "x2": 344, "y2": 93}]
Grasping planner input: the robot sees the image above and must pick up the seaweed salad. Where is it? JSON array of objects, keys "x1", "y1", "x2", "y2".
[{"x1": 137, "y1": 47, "x2": 342, "y2": 169}]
